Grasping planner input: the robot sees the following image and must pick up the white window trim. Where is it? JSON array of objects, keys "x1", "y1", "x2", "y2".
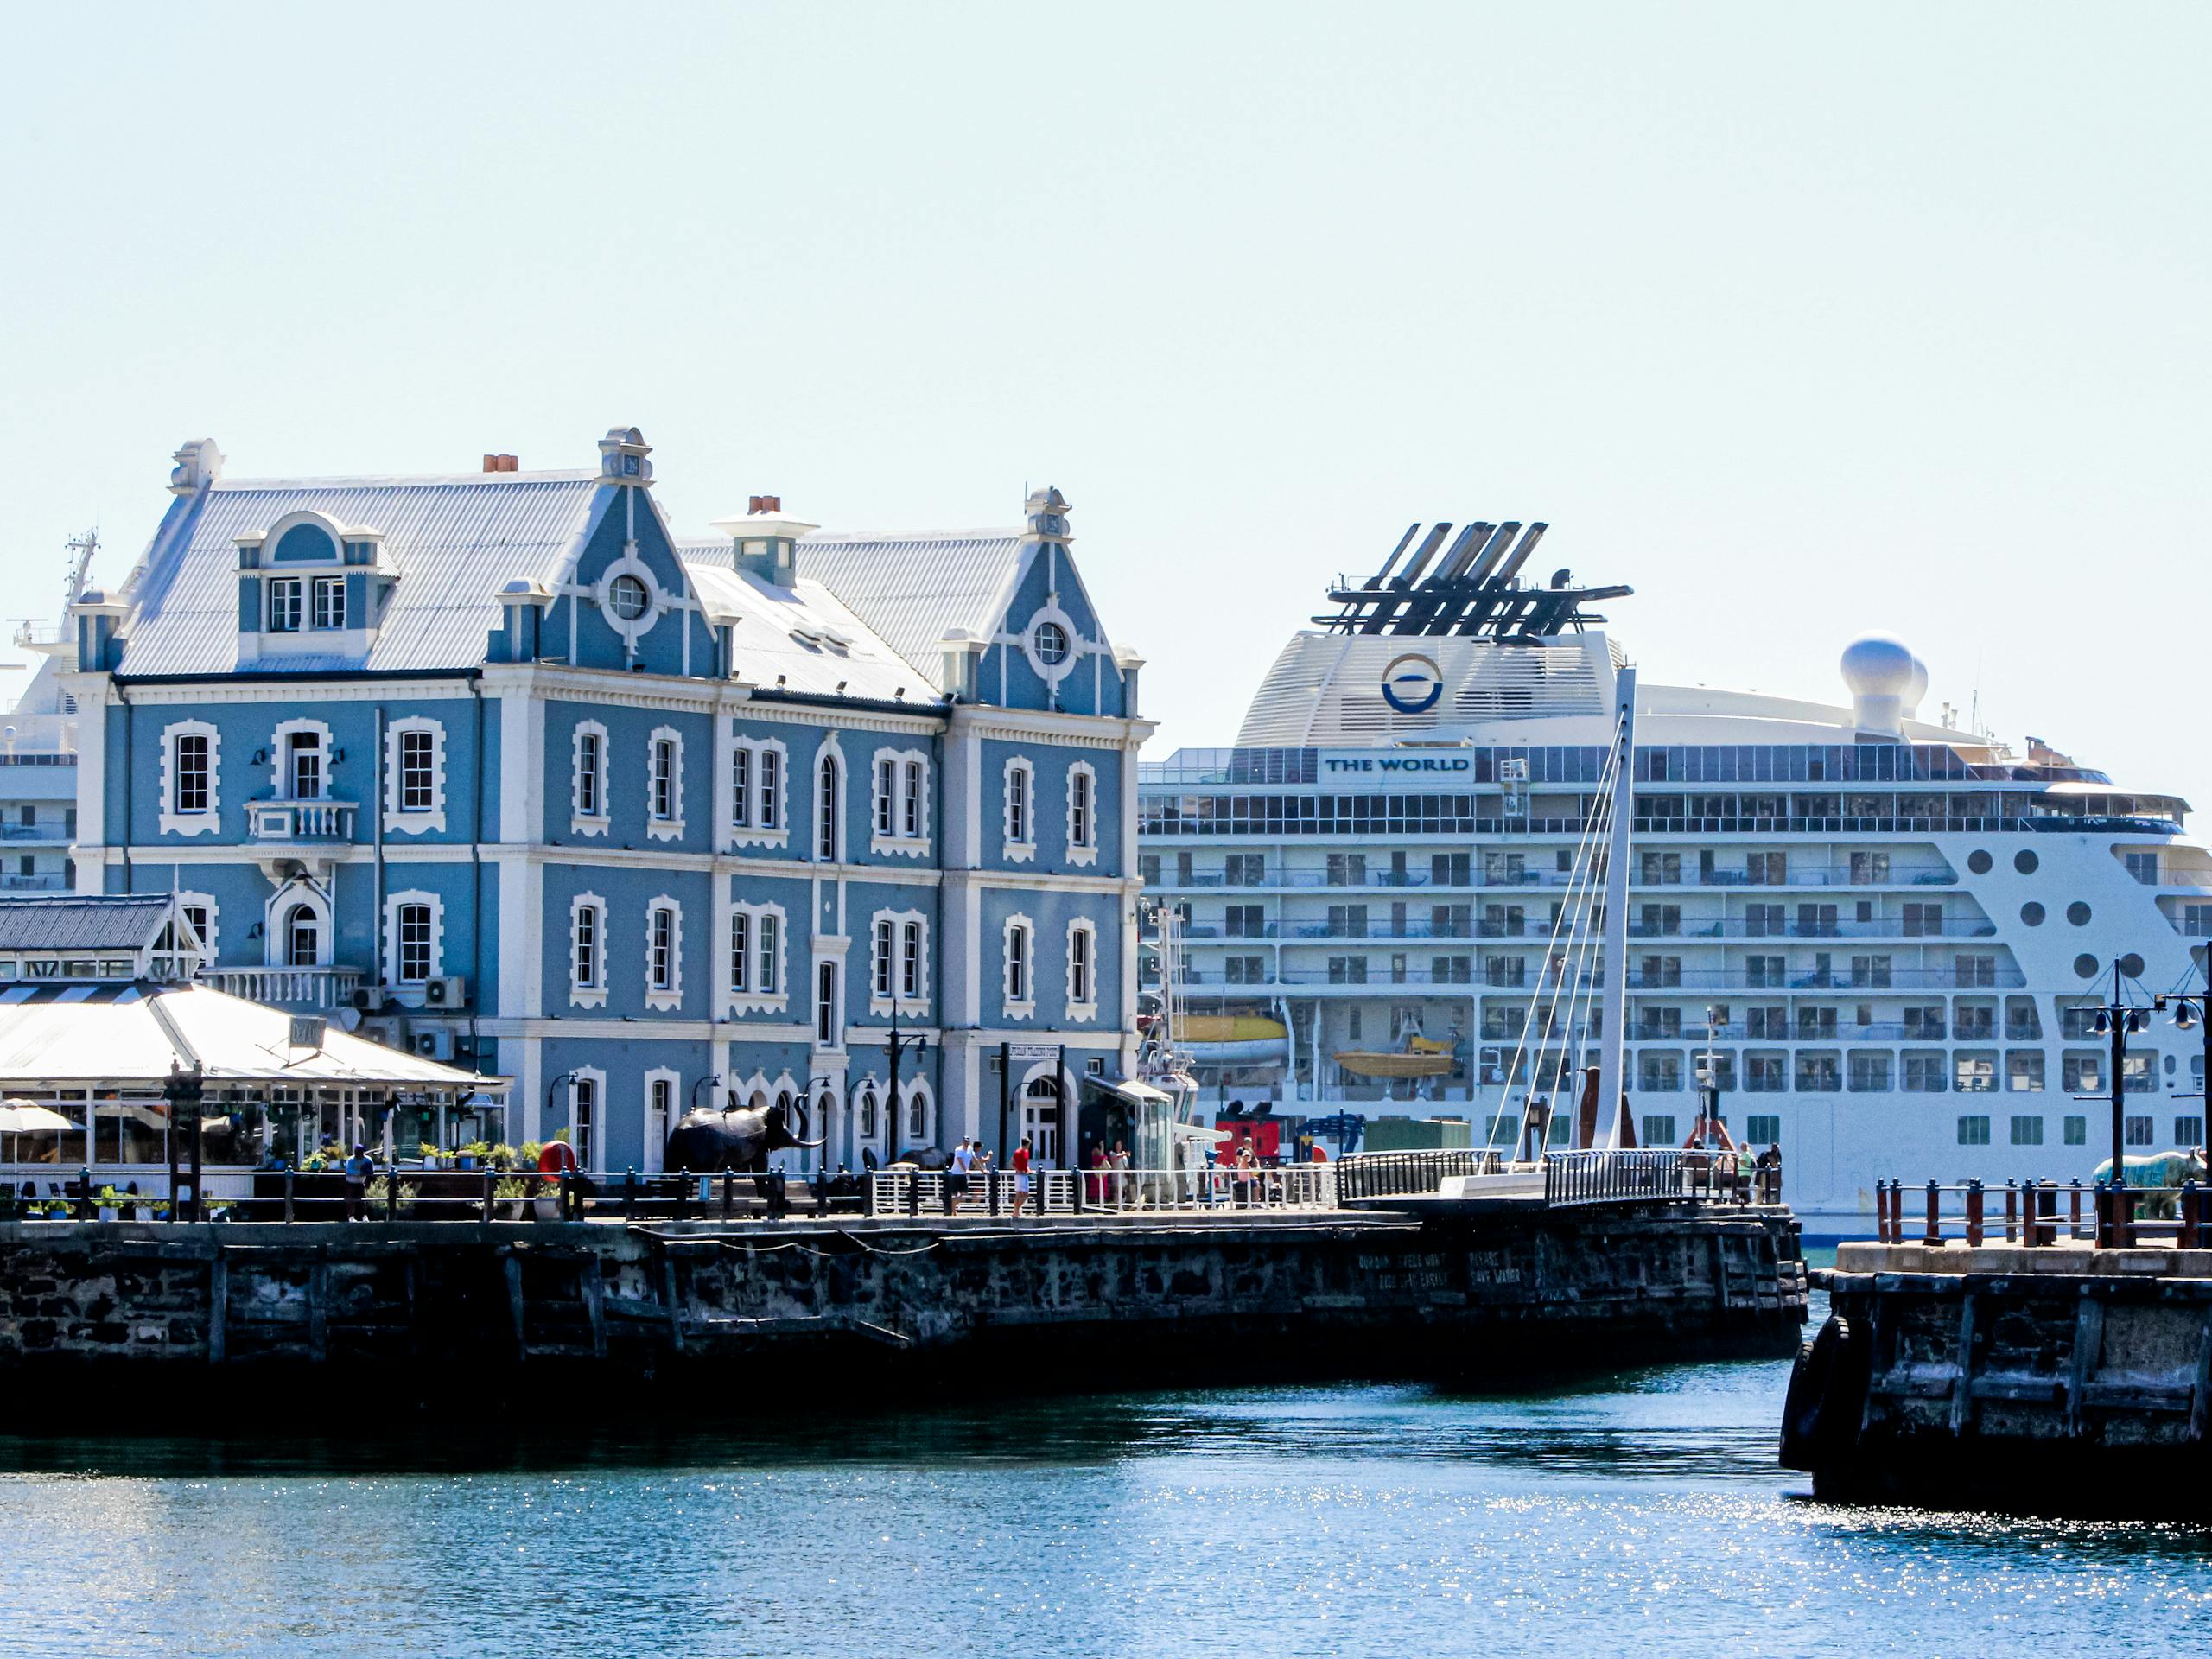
[
  {"x1": 593, "y1": 550, "x2": 670, "y2": 650},
  {"x1": 566, "y1": 1065, "x2": 608, "y2": 1174},
  {"x1": 1021, "y1": 602, "x2": 1082, "y2": 684},
  {"x1": 644, "y1": 894, "x2": 684, "y2": 1012},
  {"x1": 727, "y1": 899, "x2": 790, "y2": 1017},
  {"x1": 158, "y1": 720, "x2": 221, "y2": 836},
  {"x1": 571, "y1": 720, "x2": 611, "y2": 838},
  {"x1": 868, "y1": 906, "x2": 930, "y2": 1017},
  {"x1": 642, "y1": 1065, "x2": 680, "y2": 1176},
  {"x1": 1065, "y1": 917, "x2": 1099, "y2": 1023},
  {"x1": 265, "y1": 879, "x2": 332, "y2": 969},
  {"x1": 730, "y1": 734, "x2": 790, "y2": 849},
  {"x1": 813, "y1": 953, "x2": 845, "y2": 1053},
  {"x1": 270, "y1": 717, "x2": 334, "y2": 801},
  {"x1": 569, "y1": 890, "x2": 608, "y2": 1009},
  {"x1": 1065, "y1": 760, "x2": 1099, "y2": 868},
  {"x1": 1002, "y1": 911, "x2": 1036, "y2": 1020},
  {"x1": 383, "y1": 888, "x2": 446, "y2": 989},
  {"x1": 646, "y1": 724, "x2": 686, "y2": 842},
  {"x1": 868, "y1": 746, "x2": 932, "y2": 859},
  {"x1": 901, "y1": 1076, "x2": 936, "y2": 1149},
  {"x1": 815, "y1": 737, "x2": 845, "y2": 865},
  {"x1": 1001, "y1": 755, "x2": 1036, "y2": 864},
  {"x1": 174, "y1": 892, "x2": 219, "y2": 967},
  {"x1": 383, "y1": 715, "x2": 448, "y2": 834}
]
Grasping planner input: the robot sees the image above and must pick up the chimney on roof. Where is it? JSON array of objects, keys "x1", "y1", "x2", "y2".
[
  {"x1": 482, "y1": 454, "x2": 519, "y2": 473},
  {"x1": 709, "y1": 494, "x2": 818, "y2": 588}
]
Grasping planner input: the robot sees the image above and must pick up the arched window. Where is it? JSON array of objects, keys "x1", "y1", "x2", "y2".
[
  {"x1": 817, "y1": 753, "x2": 841, "y2": 862},
  {"x1": 858, "y1": 1088, "x2": 878, "y2": 1141},
  {"x1": 907, "y1": 1089, "x2": 928, "y2": 1141},
  {"x1": 285, "y1": 904, "x2": 320, "y2": 967}
]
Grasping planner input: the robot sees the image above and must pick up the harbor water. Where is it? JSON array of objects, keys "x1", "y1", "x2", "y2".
[{"x1": 3, "y1": 1291, "x2": 2207, "y2": 1656}]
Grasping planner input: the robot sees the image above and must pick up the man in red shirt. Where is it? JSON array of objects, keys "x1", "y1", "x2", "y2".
[{"x1": 1013, "y1": 1137, "x2": 1033, "y2": 1218}]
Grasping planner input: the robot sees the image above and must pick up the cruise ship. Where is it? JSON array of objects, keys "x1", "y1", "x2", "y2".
[{"x1": 1137, "y1": 521, "x2": 2212, "y2": 1229}]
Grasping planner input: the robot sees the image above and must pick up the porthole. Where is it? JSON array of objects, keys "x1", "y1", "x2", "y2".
[
  {"x1": 2020, "y1": 901, "x2": 2044, "y2": 926},
  {"x1": 2119, "y1": 951, "x2": 2145, "y2": 979},
  {"x1": 1967, "y1": 850, "x2": 1993, "y2": 875},
  {"x1": 609, "y1": 574, "x2": 651, "y2": 620},
  {"x1": 1033, "y1": 620, "x2": 1070, "y2": 666},
  {"x1": 2067, "y1": 900, "x2": 2091, "y2": 926},
  {"x1": 2014, "y1": 849, "x2": 2039, "y2": 875},
  {"x1": 2073, "y1": 953, "x2": 2099, "y2": 979}
]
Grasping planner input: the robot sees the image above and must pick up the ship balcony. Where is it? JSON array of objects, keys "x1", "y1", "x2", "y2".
[
  {"x1": 202, "y1": 966, "x2": 365, "y2": 1011},
  {"x1": 1625, "y1": 967, "x2": 2024, "y2": 992},
  {"x1": 247, "y1": 799, "x2": 359, "y2": 843},
  {"x1": 1626, "y1": 919, "x2": 1997, "y2": 940},
  {"x1": 0, "y1": 823, "x2": 74, "y2": 844},
  {"x1": 1152, "y1": 866, "x2": 1964, "y2": 894},
  {"x1": 10, "y1": 619, "x2": 70, "y2": 656},
  {"x1": 0, "y1": 873, "x2": 70, "y2": 892}
]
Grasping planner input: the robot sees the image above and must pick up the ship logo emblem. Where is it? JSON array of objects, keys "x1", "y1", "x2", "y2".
[{"x1": 1381, "y1": 652, "x2": 1444, "y2": 714}]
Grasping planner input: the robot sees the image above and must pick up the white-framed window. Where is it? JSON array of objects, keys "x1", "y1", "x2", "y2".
[
  {"x1": 647, "y1": 726, "x2": 684, "y2": 841},
  {"x1": 728, "y1": 900, "x2": 788, "y2": 1014},
  {"x1": 644, "y1": 1067, "x2": 678, "y2": 1176},
  {"x1": 869, "y1": 909, "x2": 929, "y2": 1015},
  {"x1": 905, "y1": 1078, "x2": 934, "y2": 1147},
  {"x1": 268, "y1": 880, "x2": 330, "y2": 969},
  {"x1": 1003, "y1": 756, "x2": 1035, "y2": 862},
  {"x1": 1004, "y1": 913, "x2": 1035, "y2": 1019},
  {"x1": 159, "y1": 721, "x2": 221, "y2": 836},
  {"x1": 868, "y1": 747, "x2": 931, "y2": 857},
  {"x1": 817, "y1": 747, "x2": 842, "y2": 863},
  {"x1": 284, "y1": 902, "x2": 321, "y2": 967},
  {"x1": 383, "y1": 717, "x2": 446, "y2": 834},
  {"x1": 569, "y1": 891, "x2": 607, "y2": 1008},
  {"x1": 382, "y1": 889, "x2": 445, "y2": 988},
  {"x1": 644, "y1": 896, "x2": 683, "y2": 1011},
  {"x1": 568, "y1": 1067, "x2": 607, "y2": 1173},
  {"x1": 271, "y1": 718, "x2": 333, "y2": 803},
  {"x1": 169, "y1": 893, "x2": 219, "y2": 969},
  {"x1": 267, "y1": 577, "x2": 303, "y2": 633},
  {"x1": 1066, "y1": 760, "x2": 1099, "y2": 868},
  {"x1": 728, "y1": 734, "x2": 788, "y2": 847},
  {"x1": 311, "y1": 575, "x2": 346, "y2": 631},
  {"x1": 815, "y1": 959, "x2": 841, "y2": 1048},
  {"x1": 571, "y1": 721, "x2": 610, "y2": 836},
  {"x1": 1066, "y1": 918, "x2": 1098, "y2": 1020}
]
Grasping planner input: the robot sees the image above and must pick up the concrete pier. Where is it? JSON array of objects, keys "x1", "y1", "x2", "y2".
[
  {"x1": 1785, "y1": 1241, "x2": 2212, "y2": 1516},
  {"x1": 0, "y1": 1202, "x2": 1804, "y2": 1419}
]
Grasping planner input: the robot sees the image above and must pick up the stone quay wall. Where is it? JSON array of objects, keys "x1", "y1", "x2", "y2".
[
  {"x1": 1791, "y1": 1243, "x2": 2212, "y2": 1514},
  {"x1": 0, "y1": 1205, "x2": 1806, "y2": 1414}
]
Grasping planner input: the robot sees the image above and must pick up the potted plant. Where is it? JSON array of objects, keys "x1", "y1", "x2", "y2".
[
  {"x1": 458, "y1": 1141, "x2": 490, "y2": 1172},
  {"x1": 95, "y1": 1185, "x2": 122, "y2": 1223},
  {"x1": 493, "y1": 1175, "x2": 530, "y2": 1221}
]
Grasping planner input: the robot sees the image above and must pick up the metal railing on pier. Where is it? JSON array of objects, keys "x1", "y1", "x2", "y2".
[
  {"x1": 1332, "y1": 1146, "x2": 1781, "y2": 1208},
  {"x1": 864, "y1": 1165, "x2": 1338, "y2": 1217},
  {"x1": 1335, "y1": 1149, "x2": 1503, "y2": 1202},
  {"x1": 1870, "y1": 1178, "x2": 2212, "y2": 1250}
]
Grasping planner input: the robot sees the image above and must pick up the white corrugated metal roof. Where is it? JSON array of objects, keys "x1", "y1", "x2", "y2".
[
  {"x1": 0, "y1": 980, "x2": 504, "y2": 1089},
  {"x1": 683, "y1": 558, "x2": 938, "y2": 704},
  {"x1": 0, "y1": 896, "x2": 175, "y2": 953},
  {"x1": 112, "y1": 474, "x2": 601, "y2": 677},
  {"x1": 765, "y1": 530, "x2": 1026, "y2": 686}
]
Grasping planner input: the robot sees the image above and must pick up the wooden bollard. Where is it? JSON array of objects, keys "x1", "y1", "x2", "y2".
[
  {"x1": 1874, "y1": 1180, "x2": 1888, "y2": 1243},
  {"x1": 283, "y1": 1164, "x2": 297, "y2": 1224},
  {"x1": 2069, "y1": 1179, "x2": 2083, "y2": 1240},
  {"x1": 1964, "y1": 1180, "x2": 1985, "y2": 1247},
  {"x1": 2003, "y1": 1179, "x2": 2018, "y2": 1244},
  {"x1": 2094, "y1": 1182, "x2": 2115, "y2": 1249},
  {"x1": 2179, "y1": 1181, "x2": 2202, "y2": 1250},
  {"x1": 480, "y1": 1166, "x2": 494, "y2": 1224},
  {"x1": 1924, "y1": 1179, "x2": 1942, "y2": 1245}
]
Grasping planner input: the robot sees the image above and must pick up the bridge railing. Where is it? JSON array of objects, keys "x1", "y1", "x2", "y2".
[
  {"x1": 1333, "y1": 1149, "x2": 1506, "y2": 1202},
  {"x1": 866, "y1": 1165, "x2": 1338, "y2": 1217}
]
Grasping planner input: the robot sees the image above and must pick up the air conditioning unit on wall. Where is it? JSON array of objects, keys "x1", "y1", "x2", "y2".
[
  {"x1": 412, "y1": 1028, "x2": 455, "y2": 1062},
  {"x1": 423, "y1": 975, "x2": 467, "y2": 1007}
]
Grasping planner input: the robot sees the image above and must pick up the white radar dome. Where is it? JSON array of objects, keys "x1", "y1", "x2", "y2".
[{"x1": 1840, "y1": 634, "x2": 1916, "y2": 735}]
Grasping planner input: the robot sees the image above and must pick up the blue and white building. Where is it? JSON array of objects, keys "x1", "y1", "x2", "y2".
[{"x1": 62, "y1": 429, "x2": 1151, "y2": 1175}]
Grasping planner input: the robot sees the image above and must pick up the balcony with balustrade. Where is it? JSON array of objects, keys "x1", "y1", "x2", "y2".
[
  {"x1": 247, "y1": 800, "x2": 359, "y2": 843},
  {"x1": 202, "y1": 965, "x2": 365, "y2": 1011}
]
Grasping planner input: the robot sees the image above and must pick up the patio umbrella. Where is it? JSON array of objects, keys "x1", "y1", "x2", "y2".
[{"x1": 0, "y1": 1099, "x2": 72, "y2": 1168}]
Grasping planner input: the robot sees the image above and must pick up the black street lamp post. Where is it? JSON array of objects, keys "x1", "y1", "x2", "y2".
[
  {"x1": 883, "y1": 1000, "x2": 929, "y2": 1165},
  {"x1": 2152, "y1": 978, "x2": 2211, "y2": 1145},
  {"x1": 2076, "y1": 963, "x2": 2151, "y2": 1192}
]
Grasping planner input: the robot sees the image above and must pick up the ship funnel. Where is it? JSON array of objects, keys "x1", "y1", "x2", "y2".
[{"x1": 1840, "y1": 635, "x2": 1916, "y2": 735}]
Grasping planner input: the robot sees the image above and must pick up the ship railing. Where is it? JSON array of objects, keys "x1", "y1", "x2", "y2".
[
  {"x1": 864, "y1": 1165, "x2": 1338, "y2": 1217},
  {"x1": 1869, "y1": 1177, "x2": 2212, "y2": 1250}
]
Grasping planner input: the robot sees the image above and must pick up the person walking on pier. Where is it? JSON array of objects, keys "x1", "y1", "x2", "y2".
[
  {"x1": 1012, "y1": 1137, "x2": 1033, "y2": 1218},
  {"x1": 342, "y1": 1142, "x2": 374, "y2": 1223},
  {"x1": 949, "y1": 1139, "x2": 974, "y2": 1214}
]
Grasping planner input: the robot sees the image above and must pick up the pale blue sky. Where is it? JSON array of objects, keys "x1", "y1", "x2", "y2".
[{"x1": 2, "y1": 4, "x2": 2205, "y2": 804}]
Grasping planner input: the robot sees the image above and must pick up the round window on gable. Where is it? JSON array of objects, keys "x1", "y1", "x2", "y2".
[
  {"x1": 1033, "y1": 620, "x2": 1070, "y2": 666},
  {"x1": 609, "y1": 574, "x2": 651, "y2": 621}
]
